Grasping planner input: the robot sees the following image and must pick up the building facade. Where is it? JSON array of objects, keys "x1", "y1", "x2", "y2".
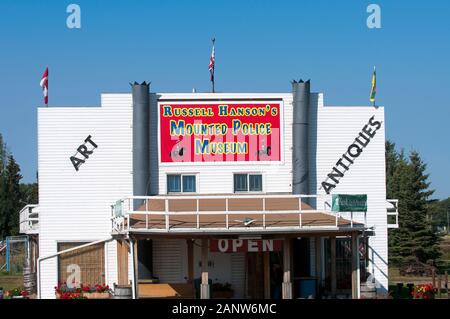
[{"x1": 20, "y1": 81, "x2": 398, "y2": 299}]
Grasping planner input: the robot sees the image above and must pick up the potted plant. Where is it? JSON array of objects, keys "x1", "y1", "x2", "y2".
[
  {"x1": 83, "y1": 284, "x2": 110, "y2": 299},
  {"x1": 411, "y1": 284, "x2": 436, "y2": 299},
  {"x1": 5, "y1": 288, "x2": 29, "y2": 299},
  {"x1": 55, "y1": 283, "x2": 86, "y2": 299},
  {"x1": 55, "y1": 282, "x2": 110, "y2": 299},
  {"x1": 212, "y1": 282, "x2": 234, "y2": 299}
]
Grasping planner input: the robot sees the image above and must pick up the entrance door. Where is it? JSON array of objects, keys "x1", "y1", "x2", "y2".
[{"x1": 246, "y1": 252, "x2": 265, "y2": 298}]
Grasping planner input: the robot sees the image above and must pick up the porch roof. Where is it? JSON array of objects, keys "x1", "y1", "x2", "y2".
[{"x1": 111, "y1": 194, "x2": 365, "y2": 235}]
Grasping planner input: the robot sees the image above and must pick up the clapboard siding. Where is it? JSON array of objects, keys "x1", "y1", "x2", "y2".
[
  {"x1": 38, "y1": 105, "x2": 133, "y2": 298},
  {"x1": 152, "y1": 239, "x2": 187, "y2": 283},
  {"x1": 313, "y1": 103, "x2": 388, "y2": 293},
  {"x1": 37, "y1": 91, "x2": 389, "y2": 298}
]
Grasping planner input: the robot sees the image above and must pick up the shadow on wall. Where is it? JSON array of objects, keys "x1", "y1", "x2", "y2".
[
  {"x1": 149, "y1": 93, "x2": 160, "y2": 195},
  {"x1": 308, "y1": 93, "x2": 319, "y2": 208}
]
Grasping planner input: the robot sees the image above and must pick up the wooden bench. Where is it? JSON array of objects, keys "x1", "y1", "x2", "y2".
[{"x1": 138, "y1": 282, "x2": 196, "y2": 299}]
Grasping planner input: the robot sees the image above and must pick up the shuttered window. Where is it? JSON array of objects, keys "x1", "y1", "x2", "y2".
[{"x1": 57, "y1": 242, "x2": 105, "y2": 286}]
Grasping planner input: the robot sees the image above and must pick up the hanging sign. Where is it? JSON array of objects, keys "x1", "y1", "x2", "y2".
[
  {"x1": 210, "y1": 239, "x2": 283, "y2": 253},
  {"x1": 159, "y1": 102, "x2": 281, "y2": 163},
  {"x1": 332, "y1": 194, "x2": 367, "y2": 212}
]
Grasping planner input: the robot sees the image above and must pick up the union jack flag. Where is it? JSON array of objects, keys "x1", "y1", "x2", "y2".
[{"x1": 209, "y1": 39, "x2": 215, "y2": 86}]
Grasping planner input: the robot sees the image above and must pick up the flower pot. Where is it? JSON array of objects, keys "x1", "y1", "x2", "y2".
[{"x1": 83, "y1": 292, "x2": 110, "y2": 299}]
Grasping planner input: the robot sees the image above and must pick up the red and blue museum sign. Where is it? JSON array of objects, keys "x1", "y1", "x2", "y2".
[{"x1": 159, "y1": 102, "x2": 281, "y2": 163}]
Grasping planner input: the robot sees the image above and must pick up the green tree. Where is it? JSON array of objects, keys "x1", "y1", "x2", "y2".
[
  {"x1": 20, "y1": 183, "x2": 38, "y2": 205},
  {"x1": 0, "y1": 133, "x2": 38, "y2": 239},
  {"x1": 429, "y1": 197, "x2": 450, "y2": 232},
  {"x1": 0, "y1": 133, "x2": 8, "y2": 239},
  {"x1": 2, "y1": 155, "x2": 23, "y2": 237},
  {"x1": 387, "y1": 142, "x2": 441, "y2": 266}
]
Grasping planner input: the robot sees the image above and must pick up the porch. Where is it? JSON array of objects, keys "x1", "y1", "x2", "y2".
[
  {"x1": 111, "y1": 194, "x2": 368, "y2": 299},
  {"x1": 116, "y1": 234, "x2": 365, "y2": 299}
]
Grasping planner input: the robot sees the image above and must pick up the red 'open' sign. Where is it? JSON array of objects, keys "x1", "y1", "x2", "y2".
[{"x1": 210, "y1": 239, "x2": 283, "y2": 253}]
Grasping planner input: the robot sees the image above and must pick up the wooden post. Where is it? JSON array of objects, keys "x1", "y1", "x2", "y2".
[
  {"x1": 282, "y1": 238, "x2": 292, "y2": 299},
  {"x1": 117, "y1": 240, "x2": 129, "y2": 285},
  {"x1": 351, "y1": 233, "x2": 360, "y2": 299},
  {"x1": 187, "y1": 239, "x2": 194, "y2": 284},
  {"x1": 315, "y1": 237, "x2": 321, "y2": 298},
  {"x1": 432, "y1": 269, "x2": 436, "y2": 288},
  {"x1": 200, "y1": 238, "x2": 210, "y2": 299},
  {"x1": 330, "y1": 236, "x2": 337, "y2": 298},
  {"x1": 264, "y1": 252, "x2": 271, "y2": 299}
]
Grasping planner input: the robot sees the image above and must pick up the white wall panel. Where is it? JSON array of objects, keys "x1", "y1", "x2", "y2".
[
  {"x1": 38, "y1": 104, "x2": 132, "y2": 298},
  {"x1": 312, "y1": 103, "x2": 388, "y2": 293},
  {"x1": 37, "y1": 91, "x2": 389, "y2": 298}
]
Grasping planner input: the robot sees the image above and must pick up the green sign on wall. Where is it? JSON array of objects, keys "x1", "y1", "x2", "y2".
[{"x1": 332, "y1": 194, "x2": 367, "y2": 212}]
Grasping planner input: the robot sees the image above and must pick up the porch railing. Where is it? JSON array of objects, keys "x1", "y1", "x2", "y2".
[
  {"x1": 386, "y1": 199, "x2": 399, "y2": 229},
  {"x1": 111, "y1": 194, "x2": 368, "y2": 234},
  {"x1": 19, "y1": 204, "x2": 40, "y2": 234}
]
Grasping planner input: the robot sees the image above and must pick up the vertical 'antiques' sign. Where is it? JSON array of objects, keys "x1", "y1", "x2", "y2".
[
  {"x1": 70, "y1": 135, "x2": 98, "y2": 171},
  {"x1": 321, "y1": 116, "x2": 382, "y2": 194}
]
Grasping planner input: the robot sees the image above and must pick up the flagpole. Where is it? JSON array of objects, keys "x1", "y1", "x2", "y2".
[
  {"x1": 212, "y1": 38, "x2": 215, "y2": 93},
  {"x1": 370, "y1": 66, "x2": 376, "y2": 107}
]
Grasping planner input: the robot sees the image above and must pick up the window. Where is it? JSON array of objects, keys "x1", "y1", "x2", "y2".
[
  {"x1": 58, "y1": 242, "x2": 105, "y2": 286},
  {"x1": 234, "y1": 174, "x2": 263, "y2": 192},
  {"x1": 167, "y1": 174, "x2": 196, "y2": 193}
]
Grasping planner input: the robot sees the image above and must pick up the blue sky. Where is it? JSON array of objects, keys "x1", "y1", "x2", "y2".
[{"x1": 0, "y1": 0, "x2": 449, "y2": 199}]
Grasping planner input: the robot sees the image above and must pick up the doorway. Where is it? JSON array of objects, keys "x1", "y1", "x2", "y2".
[
  {"x1": 246, "y1": 251, "x2": 283, "y2": 299},
  {"x1": 246, "y1": 252, "x2": 265, "y2": 298}
]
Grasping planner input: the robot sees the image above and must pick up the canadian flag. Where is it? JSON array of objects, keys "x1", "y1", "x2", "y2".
[{"x1": 40, "y1": 67, "x2": 48, "y2": 105}]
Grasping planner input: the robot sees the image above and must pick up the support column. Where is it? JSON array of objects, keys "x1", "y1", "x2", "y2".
[
  {"x1": 330, "y1": 236, "x2": 337, "y2": 298},
  {"x1": 117, "y1": 240, "x2": 129, "y2": 285},
  {"x1": 264, "y1": 252, "x2": 271, "y2": 299},
  {"x1": 130, "y1": 238, "x2": 138, "y2": 299},
  {"x1": 200, "y1": 238, "x2": 210, "y2": 299},
  {"x1": 187, "y1": 239, "x2": 194, "y2": 284},
  {"x1": 351, "y1": 233, "x2": 360, "y2": 299},
  {"x1": 315, "y1": 237, "x2": 322, "y2": 298},
  {"x1": 282, "y1": 238, "x2": 293, "y2": 299}
]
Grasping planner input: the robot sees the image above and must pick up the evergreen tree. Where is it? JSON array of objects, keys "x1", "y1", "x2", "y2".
[
  {"x1": 388, "y1": 148, "x2": 414, "y2": 265},
  {"x1": 0, "y1": 133, "x2": 38, "y2": 239},
  {"x1": 20, "y1": 182, "x2": 38, "y2": 205},
  {"x1": 0, "y1": 133, "x2": 8, "y2": 239},
  {"x1": 0, "y1": 133, "x2": 6, "y2": 171},
  {"x1": 406, "y1": 151, "x2": 441, "y2": 263},
  {"x1": 2, "y1": 155, "x2": 23, "y2": 237},
  {"x1": 430, "y1": 197, "x2": 450, "y2": 232},
  {"x1": 387, "y1": 142, "x2": 441, "y2": 266}
]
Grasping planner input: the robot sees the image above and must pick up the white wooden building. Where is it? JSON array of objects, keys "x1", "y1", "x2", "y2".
[{"x1": 20, "y1": 81, "x2": 398, "y2": 299}]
